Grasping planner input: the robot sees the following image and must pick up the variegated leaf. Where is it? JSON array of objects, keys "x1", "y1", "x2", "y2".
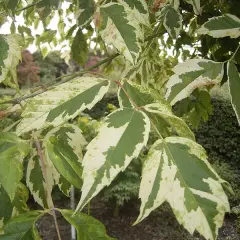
[
  {"x1": 16, "y1": 77, "x2": 110, "y2": 135},
  {"x1": 118, "y1": 80, "x2": 167, "y2": 108},
  {"x1": 59, "y1": 209, "x2": 115, "y2": 240},
  {"x1": 44, "y1": 124, "x2": 87, "y2": 189},
  {"x1": 0, "y1": 34, "x2": 22, "y2": 87},
  {"x1": 58, "y1": 176, "x2": 72, "y2": 197},
  {"x1": 118, "y1": 0, "x2": 150, "y2": 26},
  {"x1": 76, "y1": 0, "x2": 95, "y2": 28},
  {"x1": 161, "y1": 5, "x2": 182, "y2": 38},
  {"x1": 26, "y1": 150, "x2": 54, "y2": 208},
  {"x1": 165, "y1": 59, "x2": 224, "y2": 105},
  {"x1": 227, "y1": 61, "x2": 240, "y2": 125},
  {"x1": 144, "y1": 103, "x2": 195, "y2": 140},
  {"x1": 1, "y1": 211, "x2": 44, "y2": 239},
  {"x1": 198, "y1": 14, "x2": 240, "y2": 39},
  {"x1": 75, "y1": 108, "x2": 150, "y2": 211},
  {"x1": 0, "y1": 132, "x2": 30, "y2": 201},
  {"x1": 100, "y1": 3, "x2": 144, "y2": 64},
  {"x1": 185, "y1": 0, "x2": 201, "y2": 15},
  {"x1": 118, "y1": 81, "x2": 175, "y2": 137},
  {"x1": 136, "y1": 137, "x2": 230, "y2": 240},
  {"x1": 0, "y1": 183, "x2": 29, "y2": 230}
]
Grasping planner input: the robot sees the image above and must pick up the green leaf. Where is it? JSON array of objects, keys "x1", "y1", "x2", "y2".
[
  {"x1": 100, "y1": 3, "x2": 144, "y2": 64},
  {"x1": 136, "y1": 137, "x2": 230, "y2": 240},
  {"x1": 118, "y1": 80, "x2": 167, "y2": 108},
  {"x1": 26, "y1": 150, "x2": 53, "y2": 208},
  {"x1": 44, "y1": 124, "x2": 86, "y2": 189},
  {"x1": 76, "y1": 0, "x2": 95, "y2": 28},
  {"x1": 12, "y1": 183, "x2": 29, "y2": 215},
  {"x1": 160, "y1": 5, "x2": 182, "y2": 38},
  {"x1": 58, "y1": 176, "x2": 71, "y2": 197},
  {"x1": 145, "y1": 103, "x2": 195, "y2": 140},
  {"x1": 0, "y1": 34, "x2": 22, "y2": 87},
  {"x1": 168, "y1": 0, "x2": 180, "y2": 9},
  {"x1": 59, "y1": 209, "x2": 115, "y2": 240},
  {"x1": 198, "y1": 14, "x2": 240, "y2": 39},
  {"x1": 71, "y1": 28, "x2": 88, "y2": 66},
  {"x1": 3, "y1": 0, "x2": 19, "y2": 11},
  {"x1": 118, "y1": 81, "x2": 176, "y2": 138},
  {"x1": 37, "y1": 30, "x2": 56, "y2": 44},
  {"x1": 40, "y1": 46, "x2": 49, "y2": 59},
  {"x1": 227, "y1": 61, "x2": 240, "y2": 125},
  {"x1": 37, "y1": 0, "x2": 60, "y2": 8},
  {"x1": 185, "y1": 0, "x2": 201, "y2": 15},
  {"x1": 75, "y1": 108, "x2": 150, "y2": 211},
  {"x1": 0, "y1": 183, "x2": 29, "y2": 230},
  {"x1": 0, "y1": 133, "x2": 30, "y2": 201},
  {"x1": 16, "y1": 77, "x2": 110, "y2": 135},
  {"x1": 0, "y1": 211, "x2": 44, "y2": 239},
  {"x1": 165, "y1": 59, "x2": 224, "y2": 105}
]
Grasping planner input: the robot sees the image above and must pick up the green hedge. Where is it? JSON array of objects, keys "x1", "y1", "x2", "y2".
[{"x1": 196, "y1": 98, "x2": 240, "y2": 167}]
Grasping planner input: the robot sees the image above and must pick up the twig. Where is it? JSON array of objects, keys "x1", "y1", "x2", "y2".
[
  {"x1": 15, "y1": 1, "x2": 41, "y2": 13},
  {"x1": 230, "y1": 43, "x2": 240, "y2": 62},
  {"x1": 0, "y1": 53, "x2": 119, "y2": 105},
  {"x1": 34, "y1": 135, "x2": 62, "y2": 240}
]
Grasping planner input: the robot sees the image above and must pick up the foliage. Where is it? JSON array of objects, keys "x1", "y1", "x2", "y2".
[
  {"x1": 17, "y1": 50, "x2": 40, "y2": 87},
  {"x1": 33, "y1": 51, "x2": 69, "y2": 84},
  {"x1": 1, "y1": 0, "x2": 240, "y2": 240},
  {"x1": 196, "y1": 98, "x2": 240, "y2": 167}
]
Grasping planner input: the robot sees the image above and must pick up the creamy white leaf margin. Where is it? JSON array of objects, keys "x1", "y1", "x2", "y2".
[
  {"x1": 136, "y1": 137, "x2": 230, "y2": 240},
  {"x1": 165, "y1": 59, "x2": 224, "y2": 105},
  {"x1": 26, "y1": 150, "x2": 54, "y2": 208},
  {"x1": 163, "y1": 5, "x2": 182, "y2": 38},
  {"x1": 16, "y1": 77, "x2": 110, "y2": 135},
  {"x1": 75, "y1": 108, "x2": 150, "y2": 212},
  {"x1": 198, "y1": 14, "x2": 240, "y2": 38},
  {"x1": 0, "y1": 34, "x2": 22, "y2": 84},
  {"x1": 118, "y1": 0, "x2": 150, "y2": 26},
  {"x1": 185, "y1": 0, "x2": 201, "y2": 15},
  {"x1": 100, "y1": 3, "x2": 144, "y2": 64},
  {"x1": 144, "y1": 103, "x2": 195, "y2": 140}
]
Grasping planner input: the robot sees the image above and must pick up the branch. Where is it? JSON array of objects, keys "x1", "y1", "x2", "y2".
[
  {"x1": 15, "y1": 1, "x2": 42, "y2": 13},
  {"x1": 1, "y1": 53, "x2": 119, "y2": 105}
]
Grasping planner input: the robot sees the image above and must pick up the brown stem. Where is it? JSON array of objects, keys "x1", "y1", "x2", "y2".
[
  {"x1": 1, "y1": 53, "x2": 120, "y2": 105},
  {"x1": 34, "y1": 136, "x2": 62, "y2": 240}
]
